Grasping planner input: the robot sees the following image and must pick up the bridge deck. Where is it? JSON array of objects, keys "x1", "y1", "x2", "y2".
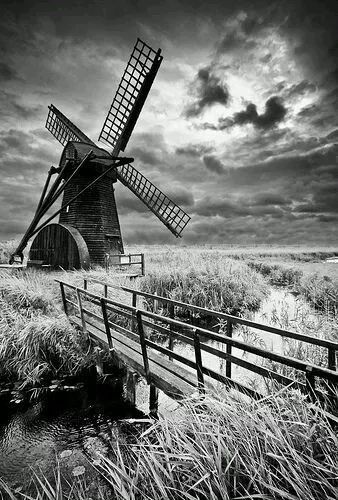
[{"x1": 71, "y1": 316, "x2": 211, "y2": 400}]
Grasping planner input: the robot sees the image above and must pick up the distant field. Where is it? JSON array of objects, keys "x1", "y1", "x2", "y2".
[{"x1": 127, "y1": 243, "x2": 338, "y2": 279}]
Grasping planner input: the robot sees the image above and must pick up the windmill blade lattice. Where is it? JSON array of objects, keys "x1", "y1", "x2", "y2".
[
  {"x1": 117, "y1": 163, "x2": 190, "y2": 237},
  {"x1": 46, "y1": 104, "x2": 95, "y2": 146},
  {"x1": 99, "y1": 38, "x2": 163, "y2": 154}
]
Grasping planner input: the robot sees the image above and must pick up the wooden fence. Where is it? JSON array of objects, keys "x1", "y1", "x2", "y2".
[
  {"x1": 56, "y1": 277, "x2": 338, "y2": 417},
  {"x1": 105, "y1": 253, "x2": 145, "y2": 275}
]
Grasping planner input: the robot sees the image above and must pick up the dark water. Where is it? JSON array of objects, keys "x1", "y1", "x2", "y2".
[{"x1": 0, "y1": 383, "x2": 145, "y2": 491}]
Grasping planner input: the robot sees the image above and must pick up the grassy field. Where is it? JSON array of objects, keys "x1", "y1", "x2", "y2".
[{"x1": 1, "y1": 242, "x2": 338, "y2": 498}]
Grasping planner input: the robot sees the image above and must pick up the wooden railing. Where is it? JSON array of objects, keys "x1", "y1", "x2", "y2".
[
  {"x1": 105, "y1": 253, "x2": 145, "y2": 275},
  {"x1": 56, "y1": 278, "x2": 338, "y2": 413}
]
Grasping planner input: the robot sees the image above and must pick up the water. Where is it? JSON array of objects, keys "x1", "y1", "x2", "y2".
[
  {"x1": 0, "y1": 383, "x2": 145, "y2": 491},
  {"x1": 169, "y1": 287, "x2": 327, "y2": 390}
]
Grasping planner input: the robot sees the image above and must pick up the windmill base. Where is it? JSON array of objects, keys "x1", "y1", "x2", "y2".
[{"x1": 29, "y1": 223, "x2": 90, "y2": 270}]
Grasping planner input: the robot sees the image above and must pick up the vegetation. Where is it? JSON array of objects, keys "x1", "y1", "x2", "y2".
[
  {"x1": 137, "y1": 249, "x2": 269, "y2": 316},
  {"x1": 0, "y1": 270, "x2": 93, "y2": 388},
  {"x1": 0, "y1": 239, "x2": 19, "y2": 264},
  {"x1": 1, "y1": 241, "x2": 338, "y2": 498},
  {"x1": 1, "y1": 391, "x2": 338, "y2": 500}
]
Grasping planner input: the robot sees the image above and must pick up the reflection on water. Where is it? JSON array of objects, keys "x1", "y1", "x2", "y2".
[
  {"x1": 0, "y1": 384, "x2": 144, "y2": 489},
  {"x1": 169, "y1": 287, "x2": 328, "y2": 391}
]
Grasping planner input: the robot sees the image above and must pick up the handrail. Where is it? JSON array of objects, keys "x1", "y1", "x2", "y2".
[
  {"x1": 79, "y1": 277, "x2": 338, "y2": 353},
  {"x1": 56, "y1": 279, "x2": 338, "y2": 419},
  {"x1": 56, "y1": 279, "x2": 338, "y2": 384},
  {"x1": 105, "y1": 253, "x2": 145, "y2": 275}
]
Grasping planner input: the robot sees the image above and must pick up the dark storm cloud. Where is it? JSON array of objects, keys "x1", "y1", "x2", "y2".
[
  {"x1": 175, "y1": 144, "x2": 213, "y2": 157},
  {"x1": 184, "y1": 66, "x2": 229, "y2": 118},
  {"x1": 0, "y1": 62, "x2": 19, "y2": 82},
  {"x1": 203, "y1": 155, "x2": 226, "y2": 175},
  {"x1": 192, "y1": 194, "x2": 289, "y2": 219},
  {"x1": 226, "y1": 96, "x2": 287, "y2": 130},
  {"x1": 250, "y1": 193, "x2": 291, "y2": 206}
]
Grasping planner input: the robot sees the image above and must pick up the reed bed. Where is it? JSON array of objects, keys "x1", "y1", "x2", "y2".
[
  {"x1": 2, "y1": 390, "x2": 337, "y2": 500},
  {"x1": 99, "y1": 391, "x2": 338, "y2": 500},
  {"x1": 136, "y1": 249, "x2": 269, "y2": 316},
  {"x1": 0, "y1": 239, "x2": 19, "y2": 264},
  {"x1": 0, "y1": 270, "x2": 92, "y2": 387}
]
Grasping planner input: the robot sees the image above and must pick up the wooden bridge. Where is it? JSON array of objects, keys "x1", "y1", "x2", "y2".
[{"x1": 56, "y1": 277, "x2": 338, "y2": 420}]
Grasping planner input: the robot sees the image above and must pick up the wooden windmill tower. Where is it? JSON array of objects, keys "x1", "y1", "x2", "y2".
[{"x1": 10, "y1": 39, "x2": 190, "y2": 270}]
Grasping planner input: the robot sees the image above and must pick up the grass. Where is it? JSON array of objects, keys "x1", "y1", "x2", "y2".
[
  {"x1": 1, "y1": 242, "x2": 338, "y2": 498},
  {"x1": 0, "y1": 270, "x2": 94, "y2": 388},
  {"x1": 1, "y1": 390, "x2": 337, "y2": 499},
  {"x1": 134, "y1": 248, "x2": 269, "y2": 316},
  {"x1": 0, "y1": 239, "x2": 19, "y2": 264}
]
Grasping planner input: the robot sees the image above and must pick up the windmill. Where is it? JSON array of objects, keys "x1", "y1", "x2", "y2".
[{"x1": 10, "y1": 39, "x2": 191, "y2": 270}]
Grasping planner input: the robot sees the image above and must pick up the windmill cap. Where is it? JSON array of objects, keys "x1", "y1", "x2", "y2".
[{"x1": 59, "y1": 141, "x2": 111, "y2": 168}]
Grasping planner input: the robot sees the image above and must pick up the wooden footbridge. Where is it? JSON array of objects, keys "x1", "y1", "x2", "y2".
[{"x1": 56, "y1": 277, "x2": 338, "y2": 420}]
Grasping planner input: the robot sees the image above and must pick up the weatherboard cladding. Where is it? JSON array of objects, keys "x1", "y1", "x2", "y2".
[{"x1": 59, "y1": 159, "x2": 123, "y2": 265}]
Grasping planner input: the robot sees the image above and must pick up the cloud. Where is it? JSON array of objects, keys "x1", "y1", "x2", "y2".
[
  {"x1": 250, "y1": 193, "x2": 291, "y2": 206},
  {"x1": 227, "y1": 96, "x2": 287, "y2": 129},
  {"x1": 175, "y1": 144, "x2": 213, "y2": 157},
  {"x1": 184, "y1": 66, "x2": 229, "y2": 118},
  {"x1": 203, "y1": 155, "x2": 226, "y2": 175},
  {"x1": 0, "y1": 62, "x2": 19, "y2": 82},
  {"x1": 285, "y1": 80, "x2": 317, "y2": 98}
]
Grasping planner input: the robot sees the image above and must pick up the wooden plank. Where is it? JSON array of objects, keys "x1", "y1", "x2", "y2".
[{"x1": 70, "y1": 317, "x2": 200, "y2": 400}]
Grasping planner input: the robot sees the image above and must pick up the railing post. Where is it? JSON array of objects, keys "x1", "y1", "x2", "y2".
[
  {"x1": 136, "y1": 310, "x2": 150, "y2": 383},
  {"x1": 131, "y1": 292, "x2": 137, "y2": 332},
  {"x1": 328, "y1": 348, "x2": 336, "y2": 371},
  {"x1": 83, "y1": 278, "x2": 87, "y2": 291},
  {"x1": 193, "y1": 329, "x2": 205, "y2": 394},
  {"x1": 76, "y1": 288, "x2": 87, "y2": 333},
  {"x1": 101, "y1": 298, "x2": 113, "y2": 350},
  {"x1": 149, "y1": 384, "x2": 159, "y2": 418},
  {"x1": 132, "y1": 292, "x2": 137, "y2": 308},
  {"x1": 226, "y1": 320, "x2": 233, "y2": 379},
  {"x1": 59, "y1": 282, "x2": 68, "y2": 316},
  {"x1": 168, "y1": 303, "x2": 174, "y2": 360},
  {"x1": 305, "y1": 366, "x2": 316, "y2": 402},
  {"x1": 141, "y1": 253, "x2": 145, "y2": 276},
  {"x1": 104, "y1": 284, "x2": 108, "y2": 298}
]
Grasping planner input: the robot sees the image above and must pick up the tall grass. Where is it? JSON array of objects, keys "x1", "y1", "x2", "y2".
[
  {"x1": 137, "y1": 249, "x2": 269, "y2": 316},
  {"x1": 0, "y1": 270, "x2": 93, "y2": 387},
  {"x1": 298, "y1": 274, "x2": 338, "y2": 316},
  {"x1": 2, "y1": 391, "x2": 337, "y2": 500},
  {"x1": 0, "y1": 239, "x2": 19, "y2": 264}
]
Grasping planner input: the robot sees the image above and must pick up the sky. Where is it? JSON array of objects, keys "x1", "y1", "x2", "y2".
[{"x1": 0, "y1": 0, "x2": 337, "y2": 247}]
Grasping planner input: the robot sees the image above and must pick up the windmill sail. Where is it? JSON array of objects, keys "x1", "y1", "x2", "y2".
[
  {"x1": 99, "y1": 38, "x2": 163, "y2": 154},
  {"x1": 117, "y1": 163, "x2": 190, "y2": 237},
  {"x1": 46, "y1": 104, "x2": 95, "y2": 146}
]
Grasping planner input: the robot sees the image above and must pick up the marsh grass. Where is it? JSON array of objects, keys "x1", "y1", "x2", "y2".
[
  {"x1": 0, "y1": 270, "x2": 93, "y2": 387},
  {"x1": 0, "y1": 239, "x2": 19, "y2": 264},
  {"x1": 298, "y1": 274, "x2": 338, "y2": 316},
  {"x1": 2, "y1": 390, "x2": 337, "y2": 500},
  {"x1": 136, "y1": 249, "x2": 269, "y2": 316},
  {"x1": 98, "y1": 391, "x2": 338, "y2": 500},
  {"x1": 247, "y1": 261, "x2": 303, "y2": 286}
]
